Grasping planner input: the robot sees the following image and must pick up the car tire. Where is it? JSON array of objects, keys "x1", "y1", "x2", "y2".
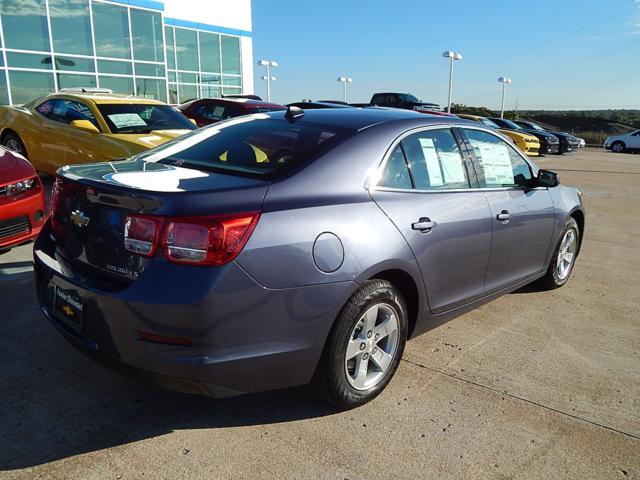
[
  {"x1": 611, "y1": 141, "x2": 625, "y2": 153},
  {"x1": 312, "y1": 279, "x2": 408, "y2": 409},
  {"x1": 1, "y1": 131, "x2": 28, "y2": 158},
  {"x1": 539, "y1": 217, "x2": 580, "y2": 290}
]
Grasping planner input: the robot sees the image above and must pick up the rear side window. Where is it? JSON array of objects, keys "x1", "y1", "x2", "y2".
[
  {"x1": 138, "y1": 116, "x2": 351, "y2": 179},
  {"x1": 378, "y1": 146, "x2": 412, "y2": 189},
  {"x1": 463, "y1": 128, "x2": 534, "y2": 188},
  {"x1": 195, "y1": 103, "x2": 235, "y2": 121},
  {"x1": 37, "y1": 99, "x2": 99, "y2": 128},
  {"x1": 399, "y1": 128, "x2": 470, "y2": 190}
]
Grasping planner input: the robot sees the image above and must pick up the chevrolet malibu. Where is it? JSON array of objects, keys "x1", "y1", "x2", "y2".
[{"x1": 34, "y1": 108, "x2": 585, "y2": 409}]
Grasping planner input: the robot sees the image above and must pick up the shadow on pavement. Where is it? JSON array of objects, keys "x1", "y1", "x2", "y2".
[{"x1": 0, "y1": 271, "x2": 336, "y2": 471}]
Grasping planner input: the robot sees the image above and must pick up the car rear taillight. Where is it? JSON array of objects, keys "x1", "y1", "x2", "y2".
[
  {"x1": 50, "y1": 177, "x2": 61, "y2": 214},
  {"x1": 124, "y1": 215, "x2": 163, "y2": 257},
  {"x1": 163, "y1": 213, "x2": 260, "y2": 266},
  {"x1": 123, "y1": 212, "x2": 259, "y2": 266}
]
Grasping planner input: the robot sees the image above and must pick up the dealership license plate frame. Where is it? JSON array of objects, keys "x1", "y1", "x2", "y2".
[{"x1": 53, "y1": 286, "x2": 84, "y2": 334}]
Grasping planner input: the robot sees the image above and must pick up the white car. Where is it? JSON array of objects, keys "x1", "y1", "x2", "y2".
[{"x1": 604, "y1": 130, "x2": 640, "y2": 153}]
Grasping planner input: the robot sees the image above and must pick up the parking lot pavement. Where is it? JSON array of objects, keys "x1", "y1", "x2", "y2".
[{"x1": 0, "y1": 149, "x2": 638, "y2": 479}]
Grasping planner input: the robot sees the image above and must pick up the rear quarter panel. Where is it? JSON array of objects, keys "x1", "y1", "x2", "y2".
[
  {"x1": 548, "y1": 184, "x2": 585, "y2": 257},
  {"x1": 0, "y1": 105, "x2": 48, "y2": 165}
]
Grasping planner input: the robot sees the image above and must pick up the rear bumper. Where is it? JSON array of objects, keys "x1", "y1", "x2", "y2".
[
  {"x1": 34, "y1": 222, "x2": 355, "y2": 397},
  {"x1": 0, "y1": 189, "x2": 45, "y2": 249}
]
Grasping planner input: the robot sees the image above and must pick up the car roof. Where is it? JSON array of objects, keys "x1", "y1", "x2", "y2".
[
  {"x1": 266, "y1": 107, "x2": 465, "y2": 131},
  {"x1": 287, "y1": 101, "x2": 352, "y2": 109},
  {"x1": 180, "y1": 98, "x2": 283, "y2": 108},
  {"x1": 457, "y1": 114, "x2": 482, "y2": 121},
  {"x1": 42, "y1": 92, "x2": 166, "y2": 105}
]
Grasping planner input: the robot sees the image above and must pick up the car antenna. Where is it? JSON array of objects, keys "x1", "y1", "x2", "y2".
[{"x1": 285, "y1": 105, "x2": 304, "y2": 122}]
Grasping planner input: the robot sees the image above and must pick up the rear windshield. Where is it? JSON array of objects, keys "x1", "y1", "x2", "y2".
[
  {"x1": 97, "y1": 104, "x2": 196, "y2": 134},
  {"x1": 136, "y1": 114, "x2": 351, "y2": 179}
]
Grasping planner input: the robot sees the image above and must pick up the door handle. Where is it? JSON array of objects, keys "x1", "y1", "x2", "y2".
[
  {"x1": 496, "y1": 210, "x2": 511, "y2": 222},
  {"x1": 412, "y1": 217, "x2": 438, "y2": 233}
]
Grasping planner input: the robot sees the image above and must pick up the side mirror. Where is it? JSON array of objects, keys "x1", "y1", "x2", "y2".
[
  {"x1": 537, "y1": 169, "x2": 559, "y2": 188},
  {"x1": 70, "y1": 119, "x2": 99, "y2": 134}
]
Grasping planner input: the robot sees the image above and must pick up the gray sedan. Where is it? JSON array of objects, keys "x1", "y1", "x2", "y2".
[{"x1": 34, "y1": 107, "x2": 585, "y2": 409}]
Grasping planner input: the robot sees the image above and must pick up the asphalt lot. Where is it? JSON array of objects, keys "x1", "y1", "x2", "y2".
[{"x1": 0, "y1": 148, "x2": 638, "y2": 479}]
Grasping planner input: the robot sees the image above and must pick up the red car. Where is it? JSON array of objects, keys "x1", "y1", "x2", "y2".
[
  {"x1": 177, "y1": 98, "x2": 286, "y2": 128},
  {"x1": 0, "y1": 147, "x2": 46, "y2": 251}
]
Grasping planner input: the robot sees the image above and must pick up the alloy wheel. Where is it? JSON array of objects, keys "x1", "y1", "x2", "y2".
[
  {"x1": 344, "y1": 303, "x2": 400, "y2": 391},
  {"x1": 556, "y1": 229, "x2": 577, "y2": 281},
  {"x1": 4, "y1": 138, "x2": 24, "y2": 156}
]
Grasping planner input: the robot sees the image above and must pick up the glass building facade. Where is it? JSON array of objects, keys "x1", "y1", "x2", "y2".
[{"x1": 0, "y1": 0, "x2": 247, "y2": 105}]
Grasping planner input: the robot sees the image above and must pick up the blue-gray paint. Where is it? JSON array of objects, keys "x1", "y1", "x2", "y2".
[{"x1": 34, "y1": 108, "x2": 584, "y2": 397}]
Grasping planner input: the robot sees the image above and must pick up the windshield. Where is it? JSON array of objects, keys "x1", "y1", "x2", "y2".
[
  {"x1": 480, "y1": 118, "x2": 501, "y2": 128},
  {"x1": 497, "y1": 118, "x2": 522, "y2": 130},
  {"x1": 135, "y1": 114, "x2": 352, "y2": 179},
  {"x1": 399, "y1": 93, "x2": 420, "y2": 103},
  {"x1": 98, "y1": 104, "x2": 196, "y2": 134}
]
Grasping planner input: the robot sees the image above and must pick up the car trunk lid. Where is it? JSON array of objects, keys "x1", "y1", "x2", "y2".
[{"x1": 51, "y1": 159, "x2": 268, "y2": 283}]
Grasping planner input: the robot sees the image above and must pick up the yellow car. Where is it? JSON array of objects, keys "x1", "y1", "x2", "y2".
[
  {"x1": 0, "y1": 89, "x2": 196, "y2": 175},
  {"x1": 457, "y1": 114, "x2": 540, "y2": 156}
]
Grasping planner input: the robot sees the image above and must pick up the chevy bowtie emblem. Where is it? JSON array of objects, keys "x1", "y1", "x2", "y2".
[{"x1": 70, "y1": 210, "x2": 90, "y2": 227}]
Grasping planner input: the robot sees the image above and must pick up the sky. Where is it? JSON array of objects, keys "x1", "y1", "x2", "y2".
[{"x1": 251, "y1": 0, "x2": 640, "y2": 110}]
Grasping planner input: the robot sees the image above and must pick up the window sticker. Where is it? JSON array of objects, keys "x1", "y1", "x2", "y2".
[
  {"x1": 438, "y1": 152, "x2": 466, "y2": 184},
  {"x1": 471, "y1": 141, "x2": 513, "y2": 185},
  {"x1": 213, "y1": 106, "x2": 225, "y2": 118},
  {"x1": 418, "y1": 138, "x2": 444, "y2": 186},
  {"x1": 108, "y1": 113, "x2": 147, "y2": 128}
]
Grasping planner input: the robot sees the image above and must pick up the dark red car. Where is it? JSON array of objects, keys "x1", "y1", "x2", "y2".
[
  {"x1": 177, "y1": 98, "x2": 286, "y2": 128},
  {"x1": 0, "y1": 147, "x2": 46, "y2": 251}
]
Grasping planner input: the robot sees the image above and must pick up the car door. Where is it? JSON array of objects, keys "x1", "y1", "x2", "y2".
[
  {"x1": 628, "y1": 131, "x2": 640, "y2": 148},
  {"x1": 53, "y1": 100, "x2": 107, "y2": 167},
  {"x1": 460, "y1": 127, "x2": 556, "y2": 292},
  {"x1": 32, "y1": 100, "x2": 71, "y2": 171},
  {"x1": 369, "y1": 127, "x2": 493, "y2": 314}
]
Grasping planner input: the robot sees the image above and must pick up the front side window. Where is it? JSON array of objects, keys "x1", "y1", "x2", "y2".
[
  {"x1": 97, "y1": 104, "x2": 196, "y2": 134},
  {"x1": 37, "y1": 99, "x2": 98, "y2": 127},
  {"x1": 400, "y1": 129, "x2": 470, "y2": 190},
  {"x1": 463, "y1": 129, "x2": 534, "y2": 188}
]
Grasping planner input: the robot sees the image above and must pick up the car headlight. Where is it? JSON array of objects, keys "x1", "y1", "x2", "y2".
[{"x1": 2, "y1": 178, "x2": 37, "y2": 196}]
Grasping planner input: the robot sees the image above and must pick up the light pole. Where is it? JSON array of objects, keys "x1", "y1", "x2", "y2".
[
  {"x1": 498, "y1": 76, "x2": 512, "y2": 118},
  {"x1": 337, "y1": 76, "x2": 353, "y2": 102},
  {"x1": 257, "y1": 59, "x2": 278, "y2": 101},
  {"x1": 442, "y1": 51, "x2": 462, "y2": 113}
]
